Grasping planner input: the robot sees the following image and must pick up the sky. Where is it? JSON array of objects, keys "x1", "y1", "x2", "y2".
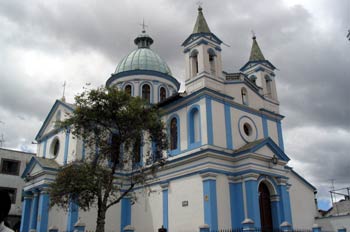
[{"x1": 0, "y1": 0, "x2": 349, "y2": 210}]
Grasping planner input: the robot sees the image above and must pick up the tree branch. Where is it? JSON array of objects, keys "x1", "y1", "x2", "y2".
[{"x1": 106, "y1": 183, "x2": 135, "y2": 209}]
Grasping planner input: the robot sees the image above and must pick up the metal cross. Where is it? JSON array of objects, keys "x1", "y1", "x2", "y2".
[
  {"x1": 62, "y1": 81, "x2": 66, "y2": 100},
  {"x1": 140, "y1": 19, "x2": 148, "y2": 33},
  {"x1": 196, "y1": 1, "x2": 203, "y2": 9}
]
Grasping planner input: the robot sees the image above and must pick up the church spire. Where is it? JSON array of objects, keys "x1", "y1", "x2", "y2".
[
  {"x1": 249, "y1": 35, "x2": 265, "y2": 61},
  {"x1": 192, "y1": 6, "x2": 211, "y2": 33}
]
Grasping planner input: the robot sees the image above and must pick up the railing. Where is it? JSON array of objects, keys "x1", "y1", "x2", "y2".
[{"x1": 210, "y1": 228, "x2": 314, "y2": 232}]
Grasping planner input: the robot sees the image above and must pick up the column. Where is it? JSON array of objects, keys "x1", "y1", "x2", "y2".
[
  {"x1": 262, "y1": 115, "x2": 269, "y2": 138},
  {"x1": 160, "y1": 182, "x2": 169, "y2": 230},
  {"x1": 271, "y1": 195, "x2": 282, "y2": 229},
  {"x1": 276, "y1": 121, "x2": 284, "y2": 151},
  {"x1": 64, "y1": 128, "x2": 71, "y2": 165},
  {"x1": 20, "y1": 192, "x2": 33, "y2": 232},
  {"x1": 201, "y1": 172, "x2": 218, "y2": 231},
  {"x1": 277, "y1": 178, "x2": 292, "y2": 225},
  {"x1": 120, "y1": 196, "x2": 132, "y2": 232},
  {"x1": 36, "y1": 189, "x2": 50, "y2": 232},
  {"x1": 228, "y1": 176, "x2": 245, "y2": 228},
  {"x1": 66, "y1": 196, "x2": 79, "y2": 232},
  {"x1": 29, "y1": 190, "x2": 40, "y2": 232},
  {"x1": 244, "y1": 173, "x2": 261, "y2": 227},
  {"x1": 205, "y1": 97, "x2": 213, "y2": 145}
]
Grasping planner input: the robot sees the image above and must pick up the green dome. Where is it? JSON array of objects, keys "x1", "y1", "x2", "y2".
[{"x1": 115, "y1": 48, "x2": 172, "y2": 75}]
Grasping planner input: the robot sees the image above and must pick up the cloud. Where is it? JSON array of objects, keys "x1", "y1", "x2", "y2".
[{"x1": 0, "y1": 0, "x2": 348, "y2": 209}]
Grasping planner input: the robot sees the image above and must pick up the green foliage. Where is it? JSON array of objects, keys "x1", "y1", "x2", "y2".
[{"x1": 49, "y1": 86, "x2": 168, "y2": 216}]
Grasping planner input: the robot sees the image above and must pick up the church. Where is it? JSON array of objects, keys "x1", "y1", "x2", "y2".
[{"x1": 20, "y1": 7, "x2": 317, "y2": 232}]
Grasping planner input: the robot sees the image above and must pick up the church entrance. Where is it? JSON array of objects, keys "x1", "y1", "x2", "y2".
[{"x1": 259, "y1": 182, "x2": 273, "y2": 232}]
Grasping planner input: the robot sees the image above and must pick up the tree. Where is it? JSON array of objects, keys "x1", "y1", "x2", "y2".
[{"x1": 49, "y1": 86, "x2": 168, "y2": 232}]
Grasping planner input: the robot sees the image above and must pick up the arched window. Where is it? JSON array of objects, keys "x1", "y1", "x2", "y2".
[
  {"x1": 160, "y1": 87, "x2": 166, "y2": 102},
  {"x1": 241, "y1": 88, "x2": 248, "y2": 105},
  {"x1": 190, "y1": 49, "x2": 199, "y2": 77},
  {"x1": 189, "y1": 107, "x2": 200, "y2": 144},
  {"x1": 124, "y1": 84, "x2": 132, "y2": 96},
  {"x1": 208, "y1": 48, "x2": 216, "y2": 75},
  {"x1": 142, "y1": 84, "x2": 151, "y2": 103},
  {"x1": 250, "y1": 75, "x2": 257, "y2": 85},
  {"x1": 170, "y1": 117, "x2": 178, "y2": 150},
  {"x1": 265, "y1": 75, "x2": 272, "y2": 98}
]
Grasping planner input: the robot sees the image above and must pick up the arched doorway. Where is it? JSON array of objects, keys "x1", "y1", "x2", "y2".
[{"x1": 259, "y1": 182, "x2": 273, "y2": 231}]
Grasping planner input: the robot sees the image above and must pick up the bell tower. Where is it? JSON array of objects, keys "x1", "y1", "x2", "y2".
[
  {"x1": 240, "y1": 35, "x2": 279, "y2": 102},
  {"x1": 182, "y1": 6, "x2": 224, "y2": 94}
]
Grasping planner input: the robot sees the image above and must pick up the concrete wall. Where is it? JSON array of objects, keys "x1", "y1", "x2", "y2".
[
  {"x1": 288, "y1": 171, "x2": 317, "y2": 229},
  {"x1": 0, "y1": 148, "x2": 34, "y2": 217}
]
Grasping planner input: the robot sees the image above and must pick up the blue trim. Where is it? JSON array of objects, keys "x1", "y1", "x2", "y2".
[
  {"x1": 106, "y1": 70, "x2": 180, "y2": 90},
  {"x1": 168, "y1": 114, "x2": 181, "y2": 156},
  {"x1": 229, "y1": 182, "x2": 244, "y2": 228},
  {"x1": 43, "y1": 140, "x2": 47, "y2": 158},
  {"x1": 64, "y1": 129, "x2": 70, "y2": 165},
  {"x1": 235, "y1": 137, "x2": 290, "y2": 162},
  {"x1": 35, "y1": 100, "x2": 74, "y2": 141},
  {"x1": 29, "y1": 192, "x2": 39, "y2": 230},
  {"x1": 245, "y1": 180, "x2": 261, "y2": 227},
  {"x1": 224, "y1": 103, "x2": 233, "y2": 149},
  {"x1": 120, "y1": 198, "x2": 131, "y2": 231},
  {"x1": 187, "y1": 104, "x2": 202, "y2": 149},
  {"x1": 182, "y1": 32, "x2": 223, "y2": 47},
  {"x1": 203, "y1": 179, "x2": 218, "y2": 230},
  {"x1": 66, "y1": 197, "x2": 79, "y2": 232},
  {"x1": 240, "y1": 60, "x2": 276, "y2": 72},
  {"x1": 262, "y1": 115, "x2": 269, "y2": 138},
  {"x1": 22, "y1": 157, "x2": 59, "y2": 178},
  {"x1": 278, "y1": 184, "x2": 293, "y2": 224},
  {"x1": 36, "y1": 192, "x2": 50, "y2": 232},
  {"x1": 271, "y1": 200, "x2": 281, "y2": 229},
  {"x1": 276, "y1": 121, "x2": 284, "y2": 151},
  {"x1": 139, "y1": 81, "x2": 154, "y2": 104},
  {"x1": 20, "y1": 196, "x2": 33, "y2": 232},
  {"x1": 162, "y1": 188, "x2": 169, "y2": 229},
  {"x1": 205, "y1": 97, "x2": 213, "y2": 145}
]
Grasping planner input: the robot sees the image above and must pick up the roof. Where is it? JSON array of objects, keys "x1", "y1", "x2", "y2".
[
  {"x1": 114, "y1": 48, "x2": 172, "y2": 75},
  {"x1": 21, "y1": 156, "x2": 59, "y2": 178},
  {"x1": 192, "y1": 6, "x2": 211, "y2": 33},
  {"x1": 0, "y1": 147, "x2": 35, "y2": 156},
  {"x1": 249, "y1": 36, "x2": 265, "y2": 61},
  {"x1": 234, "y1": 137, "x2": 290, "y2": 162}
]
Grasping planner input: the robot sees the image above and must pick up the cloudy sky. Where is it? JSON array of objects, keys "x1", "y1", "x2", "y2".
[{"x1": 0, "y1": 0, "x2": 349, "y2": 210}]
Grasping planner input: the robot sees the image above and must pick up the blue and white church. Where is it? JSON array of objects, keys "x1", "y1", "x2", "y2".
[{"x1": 20, "y1": 7, "x2": 318, "y2": 232}]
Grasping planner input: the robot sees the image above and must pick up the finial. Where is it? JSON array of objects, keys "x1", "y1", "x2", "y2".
[
  {"x1": 140, "y1": 19, "x2": 148, "y2": 33},
  {"x1": 251, "y1": 30, "x2": 256, "y2": 40},
  {"x1": 61, "y1": 81, "x2": 66, "y2": 102},
  {"x1": 196, "y1": 1, "x2": 203, "y2": 11}
]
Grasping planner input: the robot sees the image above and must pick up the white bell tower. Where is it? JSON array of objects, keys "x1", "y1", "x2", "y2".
[{"x1": 182, "y1": 6, "x2": 224, "y2": 94}]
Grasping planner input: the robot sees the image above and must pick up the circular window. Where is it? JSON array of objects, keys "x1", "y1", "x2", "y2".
[
  {"x1": 243, "y1": 123, "x2": 252, "y2": 136},
  {"x1": 238, "y1": 116, "x2": 258, "y2": 143},
  {"x1": 50, "y1": 138, "x2": 60, "y2": 158}
]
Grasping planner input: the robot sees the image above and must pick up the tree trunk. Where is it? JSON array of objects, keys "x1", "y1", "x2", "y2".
[{"x1": 95, "y1": 205, "x2": 107, "y2": 232}]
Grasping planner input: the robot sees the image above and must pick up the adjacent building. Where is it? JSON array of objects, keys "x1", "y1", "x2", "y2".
[
  {"x1": 0, "y1": 148, "x2": 35, "y2": 231},
  {"x1": 20, "y1": 7, "x2": 318, "y2": 232}
]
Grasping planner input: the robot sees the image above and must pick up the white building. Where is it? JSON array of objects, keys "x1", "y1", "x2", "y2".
[
  {"x1": 0, "y1": 148, "x2": 35, "y2": 231},
  {"x1": 20, "y1": 7, "x2": 318, "y2": 232}
]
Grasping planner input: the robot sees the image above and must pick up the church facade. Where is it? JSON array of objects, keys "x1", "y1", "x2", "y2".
[{"x1": 20, "y1": 7, "x2": 317, "y2": 232}]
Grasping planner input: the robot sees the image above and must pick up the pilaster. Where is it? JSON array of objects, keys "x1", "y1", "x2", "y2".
[
  {"x1": 228, "y1": 176, "x2": 244, "y2": 228},
  {"x1": 36, "y1": 188, "x2": 50, "y2": 232},
  {"x1": 29, "y1": 190, "x2": 40, "y2": 231},
  {"x1": 120, "y1": 195, "x2": 132, "y2": 232},
  {"x1": 21, "y1": 192, "x2": 33, "y2": 232},
  {"x1": 201, "y1": 172, "x2": 218, "y2": 231},
  {"x1": 161, "y1": 182, "x2": 169, "y2": 230}
]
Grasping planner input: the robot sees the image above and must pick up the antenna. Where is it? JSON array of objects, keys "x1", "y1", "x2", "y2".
[
  {"x1": 0, "y1": 134, "x2": 4, "y2": 147},
  {"x1": 196, "y1": 1, "x2": 203, "y2": 8}
]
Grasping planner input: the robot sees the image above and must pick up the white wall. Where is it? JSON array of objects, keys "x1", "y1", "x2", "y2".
[{"x1": 288, "y1": 171, "x2": 317, "y2": 229}]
